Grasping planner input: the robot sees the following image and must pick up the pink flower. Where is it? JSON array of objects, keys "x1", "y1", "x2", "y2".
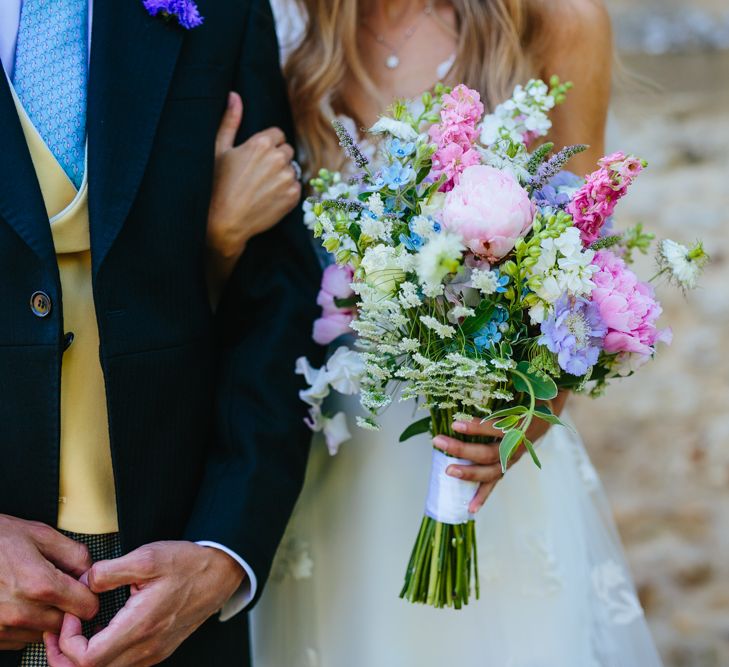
[
  {"x1": 441, "y1": 165, "x2": 534, "y2": 260},
  {"x1": 429, "y1": 85, "x2": 484, "y2": 191},
  {"x1": 568, "y1": 153, "x2": 644, "y2": 246},
  {"x1": 590, "y1": 250, "x2": 670, "y2": 359},
  {"x1": 313, "y1": 265, "x2": 355, "y2": 345}
]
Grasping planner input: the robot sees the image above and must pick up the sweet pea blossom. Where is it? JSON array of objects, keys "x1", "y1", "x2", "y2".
[
  {"x1": 441, "y1": 165, "x2": 534, "y2": 260},
  {"x1": 313, "y1": 265, "x2": 355, "y2": 345}
]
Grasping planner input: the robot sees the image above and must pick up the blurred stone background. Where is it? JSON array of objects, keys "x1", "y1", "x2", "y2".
[{"x1": 570, "y1": 1, "x2": 729, "y2": 665}]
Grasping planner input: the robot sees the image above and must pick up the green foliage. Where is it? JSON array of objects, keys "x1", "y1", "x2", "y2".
[
  {"x1": 622, "y1": 223, "x2": 655, "y2": 263},
  {"x1": 526, "y1": 142, "x2": 554, "y2": 175},
  {"x1": 399, "y1": 417, "x2": 432, "y2": 443}
]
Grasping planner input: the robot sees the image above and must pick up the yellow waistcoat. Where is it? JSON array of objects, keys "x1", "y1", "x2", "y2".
[{"x1": 9, "y1": 83, "x2": 118, "y2": 534}]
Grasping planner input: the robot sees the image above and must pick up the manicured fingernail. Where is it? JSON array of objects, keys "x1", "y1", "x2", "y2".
[
  {"x1": 433, "y1": 436, "x2": 448, "y2": 451},
  {"x1": 447, "y1": 466, "x2": 463, "y2": 478}
]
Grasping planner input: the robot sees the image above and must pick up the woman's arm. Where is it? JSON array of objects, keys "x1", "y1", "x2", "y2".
[
  {"x1": 438, "y1": 0, "x2": 614, "y2": 511},
  {"x1": 206, "y1": 92, "x2": 302, "y2": 303},
  {"x1": 536, "y1": 0, "x2": 613, "y2": 174}
]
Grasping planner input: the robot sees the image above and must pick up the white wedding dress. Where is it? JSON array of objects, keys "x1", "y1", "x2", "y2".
[{"x1": 251, "y1": 3, "x2": 664, "y2": 666}]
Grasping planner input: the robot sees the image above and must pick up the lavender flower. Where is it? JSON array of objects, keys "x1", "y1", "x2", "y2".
[
  {"x1": 530, "y1": 145, "x2": 587, "y2": 190},
  {"x1": 539, "y1": 297, "x2": 606, "y2": 376},
  {"x1": 332, "y1": 120, "x2": 370, "y2": 170}
]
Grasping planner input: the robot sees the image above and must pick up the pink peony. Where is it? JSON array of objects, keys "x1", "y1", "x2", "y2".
[
  {"x1": 590, "y1": 250, "x2": 671, "y2": 359},
  {"x1": 441, "y1": 165, "x2": 534, "y2": 260},
  {"x1": 313, "y1": 264, "x2": 355, "y2": 345}
]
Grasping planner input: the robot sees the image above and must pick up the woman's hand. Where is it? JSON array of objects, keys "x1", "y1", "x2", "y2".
[
  {"x1": 433, "y1": 391, "x2": 570, "y2": 513},
  {"x1": 206, "y1": 92, "x2": 302, "y2": 297}
]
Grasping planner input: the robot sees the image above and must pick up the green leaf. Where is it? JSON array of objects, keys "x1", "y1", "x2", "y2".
[
  {"x1": 499, "y1": 429, "x2": 524, "y2": 471},
  {"x1": 399, "y1": 417, "x2": 432, "y2": 443},
  {"x1": 511, "y1": 362, "x2": 558, "y2": 400},
  {"x1": 482, "y1": 405, "x2": 529, "y2": 421},
  {"x1": 493, "y1": 416, "x2": 520, "y2": 431},
  {"x1": 348, "y1": 222, "x2": 361, "y2": 243},
  {"x1": 522, "y1": 437, "x2": 542, "y2": 468},
  {"x1": 533, "y1": 405, "x2": 566, "y2": 427},
  {"x1": 333, "y1": 296, "x2": 358, "y2": 309},
  {"x1": 460, "y1": 301, "x2": 496, "y2": 336}
]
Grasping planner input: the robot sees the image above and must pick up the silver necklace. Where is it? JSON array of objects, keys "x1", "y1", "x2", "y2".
[{"x1": 365, "y1": 2, "x2": 435, "y2": 70}]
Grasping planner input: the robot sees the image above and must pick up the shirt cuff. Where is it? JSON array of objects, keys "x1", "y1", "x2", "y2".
[{"x1": 195, "y1": 541, "x2": 258, "y2": 621}]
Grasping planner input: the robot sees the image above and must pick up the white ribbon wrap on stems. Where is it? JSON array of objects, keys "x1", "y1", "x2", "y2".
[{"x1": 424, "y1": 449, "x2": 478, "y2": 525}]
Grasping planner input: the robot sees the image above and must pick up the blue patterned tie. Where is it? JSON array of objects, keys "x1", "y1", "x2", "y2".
[{"x1": 13, "y1": 0, "x2": 88, "y2": 189}]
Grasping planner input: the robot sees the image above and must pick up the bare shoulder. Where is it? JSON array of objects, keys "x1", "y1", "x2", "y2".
[{"x1": 532, "y1": 0, "x2": 612, "y2": 64}]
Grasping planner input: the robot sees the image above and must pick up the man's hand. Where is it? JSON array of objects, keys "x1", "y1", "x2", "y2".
[
  {"x1": 45, "y1": 541, "x2": 244, "y2": 667},
  {"x1": 0, "y1": 515, "x2": 99, "y2": 651},
  {"x1": 433, "y1": 391, "x2": 570, "y2": 513}
]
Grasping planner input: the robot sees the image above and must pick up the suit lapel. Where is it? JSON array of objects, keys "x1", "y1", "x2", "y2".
[
  {"x1": 87, "y1": 1, "x2": 183, "y2": 277},
  {"x1": 0, "y1": 73, "x2": 56, "y2": 265}
]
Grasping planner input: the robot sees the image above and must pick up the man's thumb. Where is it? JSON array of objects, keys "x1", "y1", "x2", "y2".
[{"x1": 215, "y1": 92, "x2": 244, "y2": 155}]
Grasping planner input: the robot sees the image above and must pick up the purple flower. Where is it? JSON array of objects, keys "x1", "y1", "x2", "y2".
[
  {"x1": 539, "y1": 297, "x2": 607, "y2": 376},
  {"x1": 143, "y1": 0, "x2": 204, "y2": 29},
  {"x1": 533, "y1": 170, "x2": 583, "y2": 210}
]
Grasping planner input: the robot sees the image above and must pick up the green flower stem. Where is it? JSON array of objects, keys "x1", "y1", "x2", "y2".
[{"x1": 399, "y1": 406, "x2": 487, "y2": 609}]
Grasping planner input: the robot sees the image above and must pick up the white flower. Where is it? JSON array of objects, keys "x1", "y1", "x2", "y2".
[
  {"x1": 325, "y1": 347, "x2": 364, "y2": 395},
  {"x1": 658, "y1": 239, "x2": 708, "y2": 290},
  {"x1": 419, "y1": 192, "x2": 446, "y2": 219},
  {"x1": 361, "y1": 245, "x2": 406, "y2": 294},
  {"x1": 415, "y1": 233, "x2": 464, "y2": 292},
  {"x1": 470, "y1": 268, "x2": 500, "y2": 296},
  {"x1": 322, "y1": 412, "x2": 352, "y2": 455},
  {"x1": 369, "y1": 116, "x2": 418, "y2": 141},
  {"x1": 419, "y1": 315, "x2": 456, "y2": 339},
  {"x1": 296, "y1": 357, "x2": 332, "y2": 407},
  {"x1": 367, "y1": 193, "x2": 385, "y2": 218},
  {"x1": 398, "y1": 281, "x2": 422, "y2": 309},
  {"x1": 399, "y1": 338, "x2": 420, "y2": 353},
  {"x1": 410, "y1": 215, "x2": 440, "y2": 240},
  {"x1": 360, "y1": 216, "x2": 388, "y2": 241},
  {"x1": 356, "y1": 416, "x2": 381, "y2": 431},
  {"x1": 448, "y1": 305, "x2": 475, "y2": 323}
]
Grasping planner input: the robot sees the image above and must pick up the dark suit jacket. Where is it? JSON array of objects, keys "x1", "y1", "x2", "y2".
[{"x1": 0, "y1": 1, "x2": 322, "y2": 664}]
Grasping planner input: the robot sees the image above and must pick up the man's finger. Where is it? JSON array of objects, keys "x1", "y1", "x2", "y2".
[
  {"x1": 88, "y1": 548, "x2": 158, "y2": 594},
  {"x1": 44, "y1": 631, "x2": 78, "y2": 667},
  {"x1": 0, "y1": 627, "x2": 43, "y2": 644},
  {"x1": 33, "y1": 525, "x2": 92, "y2": 577},
  {"x1": 214, "y1": 92, "x2": 244, "y2": 156},
  {"x1": 42, "y1": 571, "x2": 100, "y2": 621},
  {"x1": 0, "y1": 640, "x2": 28, "y2": 651},
  {"x1": 433, "y1": 436, "x2": 500, "y2": 464},
  {"x1": 0, "y1": 602, "x2": 64, "y2": 633},
  {"x1": 56, "y1": 614, "x2": 89, "y2": 666}
]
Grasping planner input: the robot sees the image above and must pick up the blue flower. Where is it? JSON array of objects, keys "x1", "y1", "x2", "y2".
[
  {"x1": 143, "y1": 0, "x2": 203, "y2": 29},
  {"x1": 432, "y1": 221, "x2": 442, "y2": 233},
  {"x1": 539, "y1": 297, "x2": 607, "y2": 376},
  {"x1": 474, "y1": 321, "x2": 502, "y2": 351},
  {"x1": 380, "y1": 162, "x2": 416, "y2": 190},
  {"x1": 492, "y1": 270, "x2": 510, "y2": 294},
  {"x1": 388, "y1": 138, "x2": 416, "y2": 159},
  {"x1": 534, "y1": 170, "x2": 583, "y2": 210},
  {"x1": 400, "y1": 232, "x2": 424, "y2": 251}
]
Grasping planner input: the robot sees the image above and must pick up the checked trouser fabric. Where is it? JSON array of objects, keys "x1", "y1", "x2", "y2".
[{"x1": 19, "y1": 532, "x2": 128, "y2": 667}]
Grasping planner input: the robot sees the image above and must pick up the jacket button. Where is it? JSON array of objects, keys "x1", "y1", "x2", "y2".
[
  {"x1": 64, "y1": 332, "x2": 75, "y2": 350},
  {"x1": 30, "y1": 291, "x2": 52, "y2": 318}
]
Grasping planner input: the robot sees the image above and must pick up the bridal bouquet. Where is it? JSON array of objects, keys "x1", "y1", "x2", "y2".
[{"x1": 297, "y1": 79, "x2": 708, "y2": 609}]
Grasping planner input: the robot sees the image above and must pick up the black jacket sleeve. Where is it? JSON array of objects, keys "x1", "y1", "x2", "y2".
[{"x1": 184, "y1": 0, "x2": 324, "y2": 604}]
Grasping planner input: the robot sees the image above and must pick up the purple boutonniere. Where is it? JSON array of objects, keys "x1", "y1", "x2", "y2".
[{"x1": 143, "y1": 0, "x2": 204, "y2": 30}]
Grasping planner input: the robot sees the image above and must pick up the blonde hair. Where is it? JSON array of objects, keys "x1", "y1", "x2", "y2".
[{"x1": 284, "y1": 0, "x2": 541, "y2": 172}]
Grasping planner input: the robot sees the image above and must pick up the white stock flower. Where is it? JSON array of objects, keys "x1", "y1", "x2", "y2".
[
  {"x1": 369, "y1": 116, "x2": 419, "y2": 141},
  {"x1": 367, "y1": 193, "x2": 385, "y2": 218},
  {"x1": 410, "y1": 215, "x2": 440, "y2": 240},
  {"x1": 360, "y1": 216, "x2": 388, "y2": 241},
  {"x1": 415, "y1": 232, "x2": 464, "y2": 292}
]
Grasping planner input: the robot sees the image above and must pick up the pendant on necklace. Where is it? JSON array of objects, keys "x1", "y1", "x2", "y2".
[{"x1": 386, "y1": 54, "x2": 400, "y2": 69}]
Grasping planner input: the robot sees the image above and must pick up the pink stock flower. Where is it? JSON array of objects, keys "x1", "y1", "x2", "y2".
[
  {"x1": 441, "y1": 165, "x2": 534, "y2": 261},
  {"x1": 568, "y1": 152, "x2": 644, "y2": 246},
  {"x1": 313, "y1": 264, "x2": 355, "y2": 345},
  {"x1": 429, "y1": 85, "x2": 485, "y2": 191},
  {"x1": 590, "y1": 250, "x2": 671, "y2": 360}
]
